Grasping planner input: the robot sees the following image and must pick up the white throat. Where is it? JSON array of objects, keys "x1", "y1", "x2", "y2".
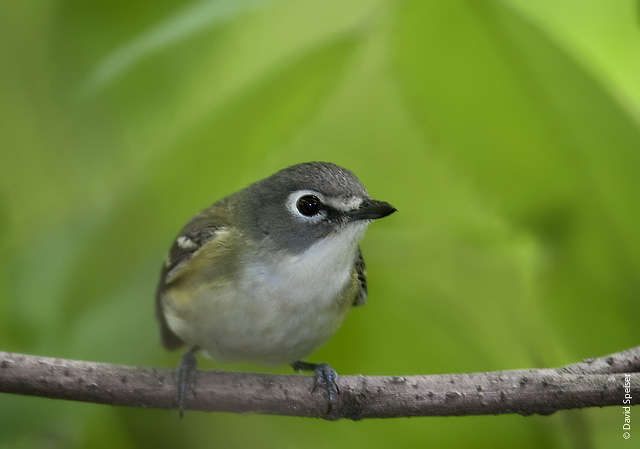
[
  {"x1": 244, "y1": 222, "x2": 368, "y2": 302},
  {"x1": 288, "y1": 222, "x2": 368, "y2": 291}
]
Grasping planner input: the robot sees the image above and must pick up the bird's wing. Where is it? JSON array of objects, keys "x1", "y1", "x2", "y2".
[
  {"x1": 155, "y1": 209, "x2": 228, "y2": 350},
  {"x1": 352, "y1": 247, "x2": 368, "y2": 307}
]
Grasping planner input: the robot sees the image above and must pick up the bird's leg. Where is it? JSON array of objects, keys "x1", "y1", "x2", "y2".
[
  {"x1": 176, "y1": 346, "x2": 199, "y2": 417},
  {"x1": 291, "y1": 360, "x2": 339, "y2": 414}
]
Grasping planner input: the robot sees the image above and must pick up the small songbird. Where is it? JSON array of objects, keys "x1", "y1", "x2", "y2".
[{"x1": 155, "y1": 162, "x2": 396, "y2": 415}]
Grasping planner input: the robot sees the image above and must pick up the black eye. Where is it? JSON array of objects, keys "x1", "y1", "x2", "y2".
[{"x1": 296, "y1": 195, "x2": 321, "y2": 216}]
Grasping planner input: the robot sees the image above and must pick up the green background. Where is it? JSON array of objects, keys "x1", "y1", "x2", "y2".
[{"x1": 1, "y1": 0, "x2": 639, "y2": 447}]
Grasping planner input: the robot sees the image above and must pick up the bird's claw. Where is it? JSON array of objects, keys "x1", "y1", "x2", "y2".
[
  {"x1": 176, "y1": 346, "x2": 199, "y2": 418},
  {"x1": 312, "y1": 363, "x2": 339, "y2": 414},
  {"x1": 292, "y1": 361, "x2": 339, "y2": 414}
]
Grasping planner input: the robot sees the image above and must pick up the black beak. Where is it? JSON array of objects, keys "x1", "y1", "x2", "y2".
[{"x1": 349, "y1": 199, "x2": 397, "y2": 221}]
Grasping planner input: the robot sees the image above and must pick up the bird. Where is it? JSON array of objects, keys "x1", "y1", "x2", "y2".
[{"x1": 155, "y1": 161, "x2": 396, "y2": 416}]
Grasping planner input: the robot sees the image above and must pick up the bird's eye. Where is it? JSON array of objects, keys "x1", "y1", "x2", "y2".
[{"x1": 296, "y1": 195, "x2": 321, "y2": 216}]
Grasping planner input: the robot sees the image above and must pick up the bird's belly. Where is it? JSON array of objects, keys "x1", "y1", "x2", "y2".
[
  {"x1": 207, "y1": 292, "x2": 349, "y2": 365},
  {"x1": 165, "y1": 271, "x2": 354, "y2": 366},
  {"x1": 164, "y1": 230, "x2": 363, "y2": 366}
]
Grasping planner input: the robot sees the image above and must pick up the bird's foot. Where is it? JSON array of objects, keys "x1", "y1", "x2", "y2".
[
  {"x1": 291, "y1": 360, "x2": 339, "y2": 414},
  {"x1": 176, "y1": 346, "x2": 199, "y2": 417}
]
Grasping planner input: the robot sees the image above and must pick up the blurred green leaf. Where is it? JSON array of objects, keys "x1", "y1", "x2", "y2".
[{"x1": 80, "y1": 0, "x2": 269, "y2": 95}]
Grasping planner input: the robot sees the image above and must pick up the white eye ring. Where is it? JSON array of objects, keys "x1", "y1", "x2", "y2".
[{"x1": 286, "y1": 190, "x2": 327, "y2": 222}]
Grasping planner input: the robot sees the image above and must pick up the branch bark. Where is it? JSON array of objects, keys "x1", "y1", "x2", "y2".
[{"x1": 1, "y1": 347, "x2": 638, "y2": 420}]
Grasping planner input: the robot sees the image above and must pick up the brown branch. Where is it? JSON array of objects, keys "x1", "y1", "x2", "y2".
[{"x1": 0, "y1": 347, "x2": 638, "y2": 420}]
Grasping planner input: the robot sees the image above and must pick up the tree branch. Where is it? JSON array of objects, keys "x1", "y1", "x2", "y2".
[{"x1": 1, "y1": 347, "x2": 638, "y2": 420}]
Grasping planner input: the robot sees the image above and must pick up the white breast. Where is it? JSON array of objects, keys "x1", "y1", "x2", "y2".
[
  {"x1": 189, "y1": 222, "x2": 369, "y2": 366},
  {"x1": 250, "y1": 222, "x2": 367, "y2": 305}
]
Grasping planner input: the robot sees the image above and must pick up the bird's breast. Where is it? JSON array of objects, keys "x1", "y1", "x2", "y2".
[{"x1": 165, "y1": 223, "x2": 367, "y2": 366}]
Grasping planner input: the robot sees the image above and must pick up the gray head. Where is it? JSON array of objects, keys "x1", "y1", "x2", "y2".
[{"x1": 231, "y1": 162, "x2": 396, "y2": 254}]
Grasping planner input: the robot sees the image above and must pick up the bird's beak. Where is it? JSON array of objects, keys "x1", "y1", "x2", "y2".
[{"x1": 349, "y1": 199, "x2": 397, "y2": 221}]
